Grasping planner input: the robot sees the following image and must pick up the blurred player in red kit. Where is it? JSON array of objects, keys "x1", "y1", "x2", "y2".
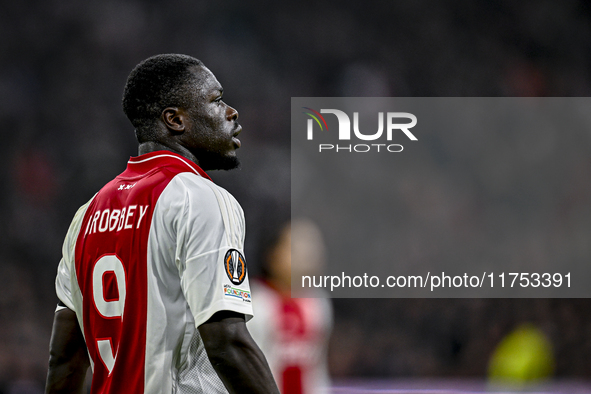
[
  {"x1": 45, "y1": 54, "x2": 279, "y2": 394},
  {"x1": 248, "y1": 219, "x2": 332, "y2": 394}
]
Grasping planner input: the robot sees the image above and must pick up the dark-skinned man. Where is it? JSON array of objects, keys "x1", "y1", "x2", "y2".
[{"x1": 46, "y1": 54, "x2": 279, "y2": 394}]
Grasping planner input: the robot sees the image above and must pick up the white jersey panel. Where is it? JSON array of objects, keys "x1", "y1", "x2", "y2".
[
  {"x1": 144, "y1": 172, "x2": 253, "y2": 394},
  {"x1": 55, "y1": 199, "x2": 93, "y2": 312},
  {"x1": 55, "y1": 196, "x2": 97, "y2": 321},
  {"x1": 172, "y1": 172, "x2": 252, "y2": 327},
  {"x1": 55, "y1": 197, "x2": 96, "y2": 372}
]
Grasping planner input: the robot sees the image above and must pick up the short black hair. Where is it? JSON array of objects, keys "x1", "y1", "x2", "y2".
[{"x1": 122, "y1": 54, "x2": 203, "y2": 142}]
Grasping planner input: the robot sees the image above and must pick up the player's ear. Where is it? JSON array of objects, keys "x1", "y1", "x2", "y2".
[{"x1": 161, "y1": 107, "x2": 187, "y2": 134}]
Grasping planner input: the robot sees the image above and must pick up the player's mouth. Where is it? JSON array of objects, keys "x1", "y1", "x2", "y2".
[{"x1": 232, "y1": 125, "x2": 242, "y2": 148}]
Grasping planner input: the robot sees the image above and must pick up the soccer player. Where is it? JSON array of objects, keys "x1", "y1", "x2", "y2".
[
  {"x1": 45, "y1": 54, "x2": 279, "y2": 394},
  {"x1": 248, "y1": 219, "x2": 332, "y2": 394}
]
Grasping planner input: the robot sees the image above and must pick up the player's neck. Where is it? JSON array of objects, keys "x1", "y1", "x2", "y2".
[{"x1": 138, "y1": 141, "x2": 200, "y2": 166}]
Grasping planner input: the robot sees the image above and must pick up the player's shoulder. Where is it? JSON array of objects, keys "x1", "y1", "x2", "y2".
[
  {"x1": 66, "y1": 195, "x2": 96, "y2": 237},
  {"x1": 165, "y1": 172, "x2": 242, "y2": 210},
  {"x1": 60, "y1": 194, "x2": 97, "y2": 268},
  {"x1": 155, "y1": 172, "x2": 245, "y2": 235}
]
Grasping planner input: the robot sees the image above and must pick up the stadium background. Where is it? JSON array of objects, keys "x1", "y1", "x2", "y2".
[{"x1": 1, "y1": 0, "x2": 591, "y2": 392}]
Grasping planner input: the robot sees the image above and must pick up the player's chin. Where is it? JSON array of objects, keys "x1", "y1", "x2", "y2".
[
  {"x1": 218, "y1": 155, "x2": 241, "y2": 171},
  {"x1": 201, "y1": 153, "x2": 241, "y2": 171}
]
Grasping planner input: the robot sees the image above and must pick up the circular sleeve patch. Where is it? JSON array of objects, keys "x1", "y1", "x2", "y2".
[{"x1": 224, "y1": 249, "x2": 247, "y2": 285}]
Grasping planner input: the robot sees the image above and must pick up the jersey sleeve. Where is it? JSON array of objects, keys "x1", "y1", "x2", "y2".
[
  {"x1": 168, "y1": 173, "x2": 253, "y2": 328},
  {"x1": 55, "y1": 199, "x2": 93, "y2": 312}
]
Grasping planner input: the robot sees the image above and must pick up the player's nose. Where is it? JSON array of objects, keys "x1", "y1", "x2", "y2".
[{"x1": 226, "y1": 105, "x2": 239, "y2": 121}]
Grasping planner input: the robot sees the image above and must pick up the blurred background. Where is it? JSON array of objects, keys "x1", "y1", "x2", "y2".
[{"x1": 1, "y1": 0, "x2": 591, "y2": 392}]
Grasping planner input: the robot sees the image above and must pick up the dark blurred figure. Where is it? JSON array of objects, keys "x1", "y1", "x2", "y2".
[{"x1": 248, "y1": 219, "x2": 333, "y2": 394}]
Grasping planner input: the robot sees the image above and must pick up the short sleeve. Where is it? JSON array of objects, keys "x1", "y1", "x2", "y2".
[
  {"x1": 162, "y1": 173, "x2": 253, "y2": 327},
  {"x1": 56, "y1": 199, "x2": 93, "y2": 312},
  {"x1": 56, "y1": 256, "x2": 74, "y2": 311}
]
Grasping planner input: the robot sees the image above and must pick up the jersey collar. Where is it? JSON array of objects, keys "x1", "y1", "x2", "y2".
[{"x1": 127, "y1": 151, "x2": 212, "y2": 181}]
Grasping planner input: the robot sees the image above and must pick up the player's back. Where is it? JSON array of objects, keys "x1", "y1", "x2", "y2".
[
  {"x1": 57, "y1": 152, "x2": 241, "y2": 393},
  {"x1": 75, "y1": 156, "x2": 172, "y2": 392}
]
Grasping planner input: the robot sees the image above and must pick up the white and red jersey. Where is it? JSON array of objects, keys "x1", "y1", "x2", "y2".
[
  {"x1": 247, "y1": 281, "x2": 332, "y2": 394},
  {"x1": 55, "y1": 151, "x2": 253, "y2": 394}
]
